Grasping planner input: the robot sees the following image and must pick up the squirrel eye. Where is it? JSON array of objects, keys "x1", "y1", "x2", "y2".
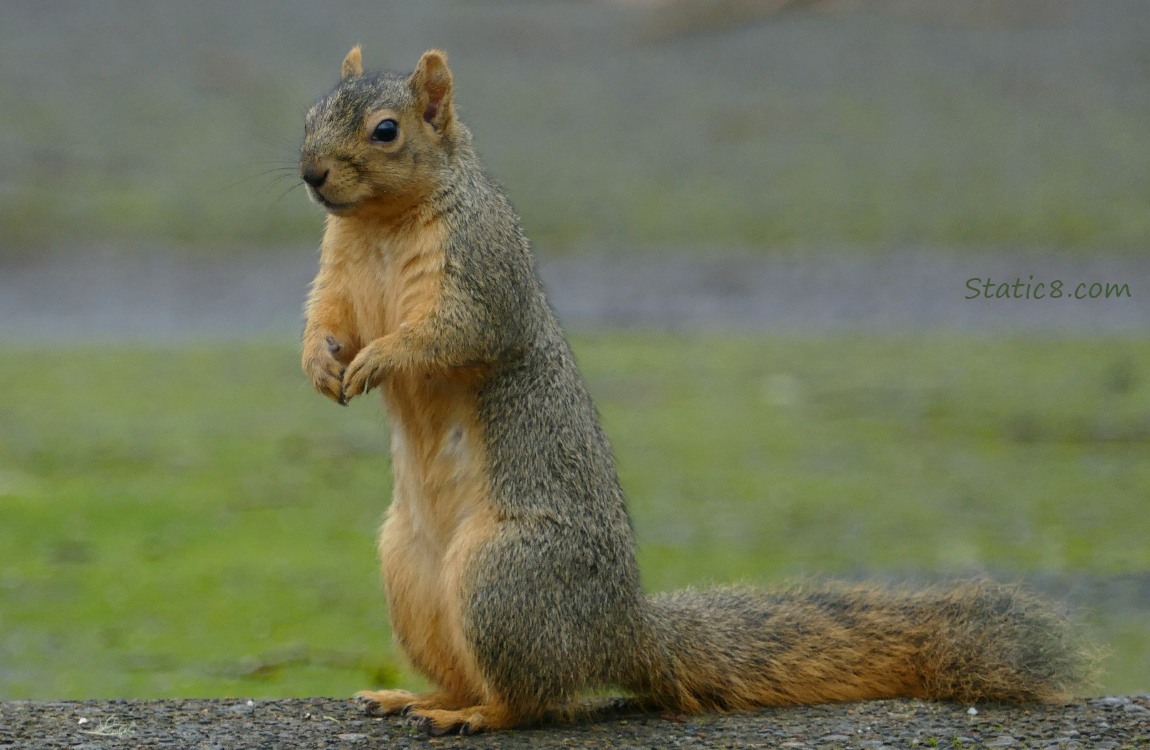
[{"x1": 371, "y1": 118, "x2": 399, "y2": 143}]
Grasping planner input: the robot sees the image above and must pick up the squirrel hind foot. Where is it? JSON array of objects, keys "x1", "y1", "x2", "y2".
[
  {"x1": 354, "y1": 689, "x2": 487, "y2": 722},
  {"x1": 407, "y1": 704, "x2": 522, "y2": 736},
  {"x1": 352, "y1": 688, "x2": 423, "y2": 717}
]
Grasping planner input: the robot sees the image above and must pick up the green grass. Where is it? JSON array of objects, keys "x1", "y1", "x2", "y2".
[{"x1": 0, "y1": 335, "x2": 1147, "y2": 699}]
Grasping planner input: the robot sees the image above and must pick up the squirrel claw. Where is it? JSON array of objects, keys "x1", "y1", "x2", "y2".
[
  {"x1": 341, "y1": 355, "x2": 385, "y2": 401},
  {"x1": 409, "y1": 713, "x2": 467, "y2": 737},
  {"x1": 352, "y1": 694, "x2": 383, "y2": 717},
  {"x1": 405, "y1": 707, "x2": 484, "y2": 736},
  {"x1": 407, "y1": 713, "x2": 434, "y2": 733},
  {"x1": 302, "y1": 343, "x2": 348, "y2": 405}
]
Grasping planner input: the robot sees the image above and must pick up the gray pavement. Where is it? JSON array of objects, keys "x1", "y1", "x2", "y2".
[{"x1": 0, "y1": 248, "x2": 1145, "y2": 342}]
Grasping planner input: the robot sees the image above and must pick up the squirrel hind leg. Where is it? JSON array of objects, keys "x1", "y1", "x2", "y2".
[
  {"x1": 353, "y1": 689, "x2": 465, "y2": 717},
  {"x1": 407, "y1": 702, "x2": 526, "y2": 736},
  {"x1": 355, "y1": 688, "x2": 534, "y2": 734}
]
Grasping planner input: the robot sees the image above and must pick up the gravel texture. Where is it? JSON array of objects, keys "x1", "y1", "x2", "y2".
[{"x1": 2, "y1": 697, "x2": 1148, "y2": 749}]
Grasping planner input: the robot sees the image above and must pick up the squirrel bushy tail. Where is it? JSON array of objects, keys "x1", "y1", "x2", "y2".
[{"x1": 630, "y1": 579, "x2": 1088, "y2": 711}]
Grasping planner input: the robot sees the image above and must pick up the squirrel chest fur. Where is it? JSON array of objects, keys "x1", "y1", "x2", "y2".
[
  {"x1": 320, "y1": 211, "x2": 498, "y2": 699},
  {"x1": 297, "y1": 46, "x2": 1089, "y2": 735}
]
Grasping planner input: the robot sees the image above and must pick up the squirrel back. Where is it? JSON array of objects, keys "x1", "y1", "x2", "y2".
[{"x1": 297, "y1": 48, "x2": 1091, "y2": 735}]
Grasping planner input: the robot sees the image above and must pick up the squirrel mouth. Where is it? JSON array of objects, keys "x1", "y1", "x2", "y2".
[{"x1": 308, "y1": 188, "x2": 357, "y2": 214}]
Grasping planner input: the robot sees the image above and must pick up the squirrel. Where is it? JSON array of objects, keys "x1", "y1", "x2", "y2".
[{"x1": 297, "y1": 47, "x2": 1090, "y2": 735}]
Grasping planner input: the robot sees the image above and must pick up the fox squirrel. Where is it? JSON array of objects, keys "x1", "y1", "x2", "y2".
[{"x1": 297, "y1": 47, "x2": 1089, "y2": 735}]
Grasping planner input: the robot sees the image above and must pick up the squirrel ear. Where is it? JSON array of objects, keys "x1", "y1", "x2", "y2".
[
  {"x1": 341, "y1": 46, "x2": 363, "y2": 80},
  {"x1": 410, "y1": 49, "x2": 453, "y2": 133}
]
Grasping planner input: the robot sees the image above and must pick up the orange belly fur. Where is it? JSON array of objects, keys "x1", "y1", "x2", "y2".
[{"x1": 324, "y1": 213, "x2": 498, "y2": 703}]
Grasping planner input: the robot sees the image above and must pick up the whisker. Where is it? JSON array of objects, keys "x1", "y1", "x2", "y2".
[
  {"x1": 270, "y1": 181, "x2": 307, "y2": 208},
  {"x1": 225, "y1": 166, "x2": 299, "y2": 192},
  {"x1": 258, "y1": 173, "x2": 302, "y2": 196}
]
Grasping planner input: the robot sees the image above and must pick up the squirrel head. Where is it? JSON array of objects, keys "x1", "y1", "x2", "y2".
[{"x1": 299, "y1": 47, "x2": 461, "y2": 220}]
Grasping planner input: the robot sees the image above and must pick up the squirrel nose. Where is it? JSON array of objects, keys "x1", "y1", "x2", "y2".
[{"x1": 300, "y1": 162, "x2": 329, "y2": 189}]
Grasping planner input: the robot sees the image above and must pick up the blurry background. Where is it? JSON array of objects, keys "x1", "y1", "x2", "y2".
[{"x1": 0, "y1": 0, "x2": 1147, "y2": 699}]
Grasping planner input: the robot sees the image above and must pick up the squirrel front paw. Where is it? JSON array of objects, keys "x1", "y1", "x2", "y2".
[
  {"x1": 303, "y1": 333, "x2": 352, "y2": 405},
  {"x1": 341, "y1": 339, "x2": 390, "y2": 402}
]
